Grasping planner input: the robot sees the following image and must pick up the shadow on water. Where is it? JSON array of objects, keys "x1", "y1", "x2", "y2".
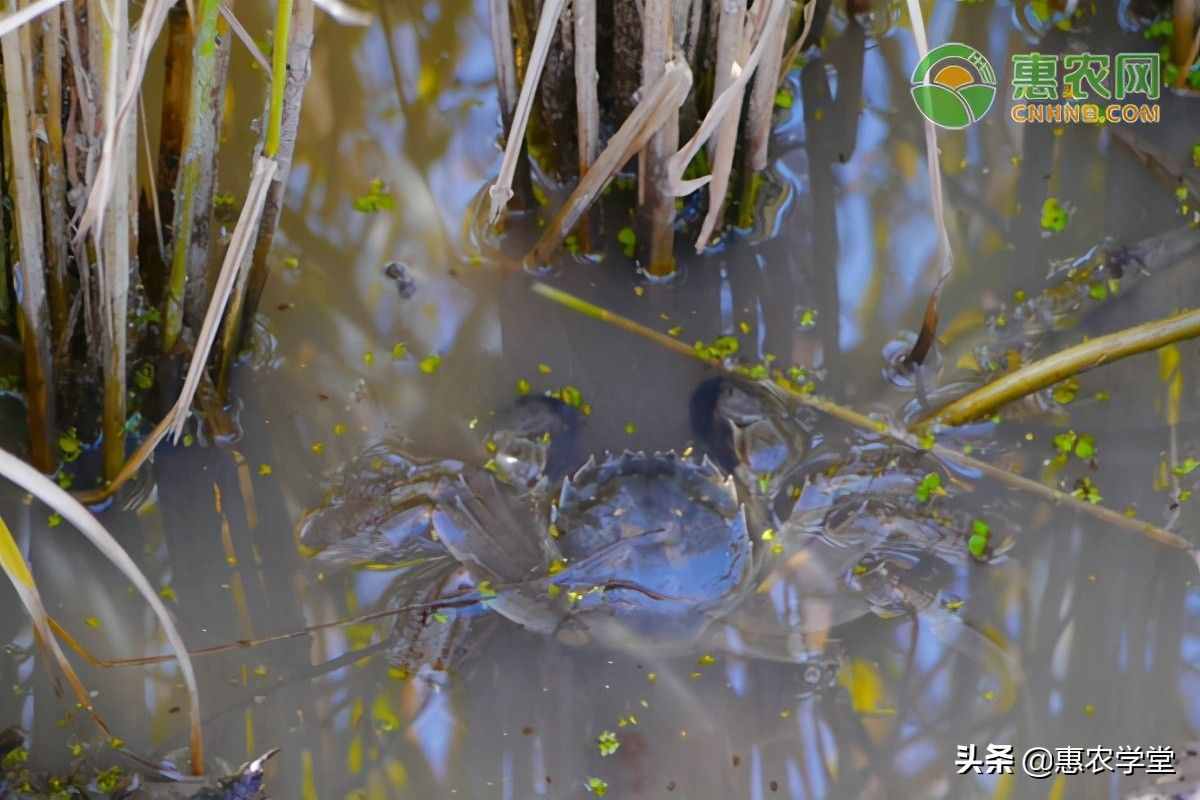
[{"x1": 5, "y1": 1, "x2": 1200, "y2": 798}]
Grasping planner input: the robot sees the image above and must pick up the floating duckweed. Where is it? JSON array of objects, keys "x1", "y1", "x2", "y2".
[
  {"x1": 982, "y1": 690, "x2": 996, "y2": 702},
  {"x1": 158, "y1": 585, "x2": 177, "y2": 603},
  {"x1": 55, "y1": 471, "x2": 73, "y2": 489},
  {"x1": 548, "y1": 558, "x2": 568, "y2": 576},
  {"x1": 739, "y1": 321, "x2": 752, "y2": 335},
  {"x1": 617, "y1": 226, "x2": 637, "y2": 258},
  {"x1": 918, "y1": 431, "x2": 936, "y2": 450},
  {"x1": 798, "y1": 309, "x2": 817, "y2": 328},
  {"x1": 1072, "y1": 477, "x2": 1103, "y2": 504},
  {"x1": 559, "y1": 385, "x2": 583, "y2": 408},
  {"x1": 478, "y1": 580, "x2": 497, "y2": 599},
  {"x1": 915, "y1": 472, "x2": 945, "y2": 503},
  {"x1": 690, "y1": 671, "x2": 703, "y2": 679},
  {"x1": 1074, "y1": 434, "x2": 1096, "y2": 460},
  {"x1": 586, "y1": 777, "x2": 609, "y2": 796},
  {"x1": 581, "y1": 402, "x2": 593, "y2": 416},
  {"x1": 760, "y1": 528, "x2": 775, "y2": 541},
  {"x1": 258, "y1": 464, "x2": 273, "y2": 476},
  {"x1": 353, "y1": 179, "x2": 395, "y2": 213},
  {"x1": 548, "y1": 522, "x2": 561, "y2": 539},
  {"x1": 134, "y1": 362, "x2": 155, "y2": 390},
  {"x1": 1173, "y1": 457, "x2": 1200, "y2": 476},
  {"x1": 1040, "y1": 197, "x2": 1069, "y2": 232},
  {"x1": 84, "y1": 616, "x2": 101, "y2": 630},
  {"x1": 362, "y1": 351, "x2": 375, "y2": 366},
  {"x1": 485, "y1": 439, "x2": 498, "y2": 454},
  {"x1": 1088, "y1": 282, "x2": 1108, "y2": 301},
  {"x1": 774, "y1": 88, "x2": 794, "y2": 108},
  {"x1": 771, "y1": 543, "x2": 784, "y2": 555},
  {"x1": 694, "y1": 335, "x2": 740, "y2": 360},
  {"x1": 433, "y1": 612, "x2": 449, "y2": 624},
  {"x1": 647, "y1": 672, "x2": 657, "y2": 683},
  {"x1": 698, "y1": 654, "x2": 716, "y2": 666},
  {"x1": 538, "y1": 363, "x2": 552, "y2": 375},
  {"x1": 58, "y1": 428, "x2": 81, "y2": 462},
  {"x1": 1052, "y1": 378, "x2": 1079, "y2": 405},
  {"x1": 311, "y1": 442, "x2": 325, "y2": 455},
  {"x1": 419, "y1": 355, "x2": 441, "y2": 374},
  {"x1": 183, "y1": 433, "x2": 195, "y2": 447},
  {"x1": 968, "y1": 519, "x2": 991, "y2": 559},
  {"x1": 624, "y1": 422, "x2": 637, "y2": 435},
  {"x1": 333, "y1": 423, "x2": 347, "y2": 437},
  {"x1": 597, "y1": 730, "x2": 620, "y2": 757},
  {"x1": 618, "y1": 715, "x2": 638, "y2": 727},
  {"x1": 634, "y1": 286, "x2": 645, "y2": 297},
  {"x1": 515, "y1": 378, "x2": 531, "y2": 396},
  {"x1": 547, "y1": 584, "x2": 562, "y2": 599},
  {"x1": 95, "y1": 765, "x2": 124, "y2": 792},
  {"x1": 253, "y1": 664, "x2": 269, "y2": 678},
  {"x1": 667, "y1": 325, "x2": 683, "y2": 337},
  {"x1": 48, "y1": 513, "x2": 62, "y2": 528},
  {"x1": 391, "y1": 343, "x2": 408, "y2": 360},
  {"x1": 757, "y1": 474, "x2": 772, "y2": 494},
  {"x1": 283, "y1": 256, "x2": 300, "y2": 270},
  {"x1": 1083, "y1": 703, "x2": 1096, "y2": 717}
]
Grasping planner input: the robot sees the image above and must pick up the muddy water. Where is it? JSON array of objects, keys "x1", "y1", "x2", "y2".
[{"x1": 4, "y1": 1, "x2": 1200, "y2": 798}]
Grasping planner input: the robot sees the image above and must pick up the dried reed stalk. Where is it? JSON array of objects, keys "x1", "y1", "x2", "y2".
[
  {"x1": 744, "y1": 3, "x2": 786, "y2": 171},
  {"x1": 37, "y1": 5, "x2": 70, "y2": 351},
  {"x1": 490, "y1": 0, "x2": 518, "y2": 126},
  {"x1": 526, "y1": 59, "x2": 694, "y2": 266},
  {"x1": 487, "y1": 0, "x2": 567, "y2": 223},
  {"x1": 0, "y1": 447, "x2": 206, "y2": 774},
  {"x1": 2, "y1": 12, "x2": 55, "y2": 471},
  {"x1": 0, "y1": 0, "x2": 67, "y2": 39},
  {"x1": 572, "y1": 0, "x2": 598, "y2": 247},
  {"x1": 642, "y1": 0, "x2": 679, "y2": 275}
]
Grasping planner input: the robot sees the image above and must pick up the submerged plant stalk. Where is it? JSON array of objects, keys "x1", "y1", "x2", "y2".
[{"x1": 530, "y1": 282, "x2": 1191, "y2": 551}]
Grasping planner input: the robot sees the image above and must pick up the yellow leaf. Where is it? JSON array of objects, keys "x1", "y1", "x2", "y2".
[
  {"x1": 838, "y1": 658, "x2": 893, "y2": 716},
  {"x1": 0, "y1": 516, "x2": 34, "y2": 589}
]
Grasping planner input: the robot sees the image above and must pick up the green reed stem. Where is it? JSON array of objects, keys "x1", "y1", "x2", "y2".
[
  {"x1": 162, "y1": 0, "x2": 225, "y2": 353},
  {"x1": 923, "y1": 308, "x2": 1200, "y2": 428}
]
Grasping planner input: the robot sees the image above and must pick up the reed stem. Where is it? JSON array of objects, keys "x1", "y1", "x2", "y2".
[
  {"x1": 922, "y1": 308, "x2": 1200, "y2": 428},
  {"x1": 218, "y1": 0, "x2": 314, "y2": 398},
  {"x1": 38, "y1": 5, "x2": 69, "y2": 354},
  {"x1": 641, "y1": 0, "x2": 679, "y2": 276},
  {"x1": 162, "y1": 0, "x2": 230, "y2": 353}
]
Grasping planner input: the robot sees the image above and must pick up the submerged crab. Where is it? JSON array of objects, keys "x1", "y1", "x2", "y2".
[{"x1": 298, "y1": 377, "x2": 989, "y2": 677}]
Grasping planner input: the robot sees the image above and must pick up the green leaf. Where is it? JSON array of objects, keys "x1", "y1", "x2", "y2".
[
  {"x1": 1040, "y1": 197, "x2": 1069, "y2": 232},
  {"x1": 1173, "y1": 457, "x2": 1200, "y2": 476}
]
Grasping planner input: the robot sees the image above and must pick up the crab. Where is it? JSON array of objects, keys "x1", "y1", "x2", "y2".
[{"x1": 297, "y1": 377, "x2": 990, "y2": 679}]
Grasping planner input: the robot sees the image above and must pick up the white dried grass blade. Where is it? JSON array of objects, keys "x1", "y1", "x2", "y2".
[
  {"x1": 0, "y1": 0, "x2": 68, "y2": 39},
  {"x1": 312, "y1": 0, "x2": 371, "y2": 25},
  {"x1": 487, "y1": 0, "x2": 568, "y2": 223},
  {"x1": 221, "y1": 2, "x2": 270, "y2": 73},
  {"x1": 0, "y1": 447, "x2": 204, "y2": 773},
  {"x1": 76, "y1": 0, "x2": 176, "y2": 245},
  {"x1": 0, "y1": 515, "x2": 96, "y2": 716},
  {"x1": 169, "y1": 156, "x2": 278, "y2": 442},
  {"x1": 665, "y1": 0, "x2": 787, "y2": 197}
]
